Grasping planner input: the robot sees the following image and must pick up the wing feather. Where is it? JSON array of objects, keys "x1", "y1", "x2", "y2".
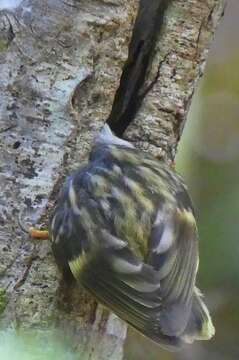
[
  {"x1": 69, "y1": 237, "x2": 181, "y2": 350},
  {"x1": 148, "y1": 205, "x2": 199, "y2": 336}
]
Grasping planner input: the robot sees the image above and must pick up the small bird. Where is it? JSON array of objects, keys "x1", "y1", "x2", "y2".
[{"x1": 50, "y1": 124, "x2": 215, "y2": 350}]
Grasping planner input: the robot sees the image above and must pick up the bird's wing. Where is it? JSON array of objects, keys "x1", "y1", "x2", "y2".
[
  {"x1": 68, "y1": 229, "x2": 181, "y2": 349},
  {"x1": 147, "y1": 201, "x2": 199, "y2": 337}
]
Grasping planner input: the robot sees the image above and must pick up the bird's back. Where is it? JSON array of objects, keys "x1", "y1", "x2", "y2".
[{"x1": 50, "y1": 135, "x2": 214, "y2": 350}]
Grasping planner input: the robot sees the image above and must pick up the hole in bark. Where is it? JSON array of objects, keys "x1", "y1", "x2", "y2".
[{"x1": 13, "y1": 141, "x2": 21, "y2": 149}]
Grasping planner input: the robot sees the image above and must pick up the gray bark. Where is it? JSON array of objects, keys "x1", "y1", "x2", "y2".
[{"x1": 0, "y1": 0, "x2": 224, "y2": 359}]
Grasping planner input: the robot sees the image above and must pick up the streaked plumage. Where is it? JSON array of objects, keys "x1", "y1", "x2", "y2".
[{"x1": 50, "y1": 124, "x2": 214, "y2": 350}]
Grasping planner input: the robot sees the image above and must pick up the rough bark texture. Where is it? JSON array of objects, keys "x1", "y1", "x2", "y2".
[{"x1": 0, "y1": 0, "x2": 224, "y2": 359}]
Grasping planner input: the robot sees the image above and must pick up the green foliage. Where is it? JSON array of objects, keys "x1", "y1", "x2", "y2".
[{"x1": 0, "y1": 329, "x2": 77, "y2": 360}]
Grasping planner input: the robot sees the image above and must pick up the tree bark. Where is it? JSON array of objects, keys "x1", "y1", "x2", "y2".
[{"x1": 0, "y1": 0, "x2": 224, "y2": 358}]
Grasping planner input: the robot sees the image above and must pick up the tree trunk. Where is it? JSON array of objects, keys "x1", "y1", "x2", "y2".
[{"x1": 0, "y1": 0, "x2": 224, "y2": 358}]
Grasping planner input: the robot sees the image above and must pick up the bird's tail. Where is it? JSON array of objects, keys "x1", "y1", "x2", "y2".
[{"x1": 182, "y1": 288, "x2": 215, "y2": 344}]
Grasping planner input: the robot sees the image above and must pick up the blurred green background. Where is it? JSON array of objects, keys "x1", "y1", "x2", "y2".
[{"x1": 125, "y1": 0, "x2": 239, "y2": 359}]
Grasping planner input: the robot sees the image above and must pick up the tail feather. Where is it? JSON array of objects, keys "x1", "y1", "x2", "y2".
[{"x1": 182, "y1": 288, "x2": 215, "y2": 344}]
